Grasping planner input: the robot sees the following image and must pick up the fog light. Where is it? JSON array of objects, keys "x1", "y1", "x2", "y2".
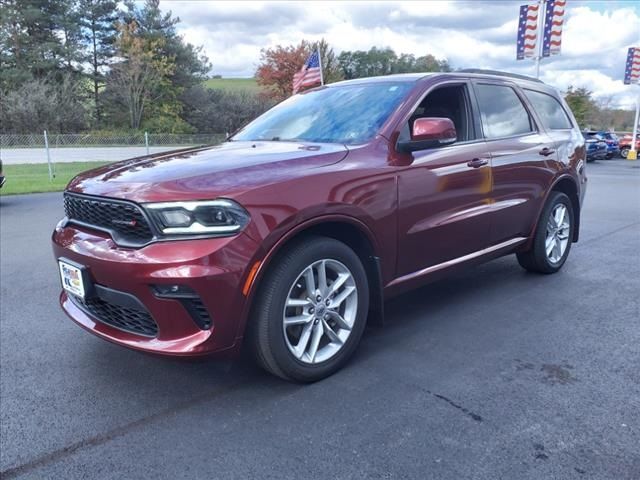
[
  {"x1": 152, "y1": 284, "x2": 197, "y2": 298},
  {"x1": 151, "y1": 285, "x2": 212, "y2": 330}
]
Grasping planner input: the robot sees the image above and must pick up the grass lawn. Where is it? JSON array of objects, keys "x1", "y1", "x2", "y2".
[
  {"x1": 1, "y1": 162, "x2": 109, "y2": 195},
  {"x1": 203, "y1": 77, "x2": 261, "y2": 93}
]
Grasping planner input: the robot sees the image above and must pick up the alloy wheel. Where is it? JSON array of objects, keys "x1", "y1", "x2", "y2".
[
  {"x1": 282, "y1": 259, "x2": 358, "y2": 364},
  {"x1": 545, "y1": 204, "x2": 570, "y2": 264}
]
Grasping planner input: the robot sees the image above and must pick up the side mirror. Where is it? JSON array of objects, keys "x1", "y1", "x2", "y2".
[{"x1": 397, "y1": 117, "x2": 457, "y2": 153}]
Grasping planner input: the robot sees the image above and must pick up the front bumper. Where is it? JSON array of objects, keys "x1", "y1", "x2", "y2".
[
  {"x1": 52, "y1": 221, "x2": 260, "y2": 356},
  {"x1": 586, "y1": 149, "x2": 607, "y2": 160},
  {"x1": 606, "y1": 146, "x2": 620, "y2": 156}
]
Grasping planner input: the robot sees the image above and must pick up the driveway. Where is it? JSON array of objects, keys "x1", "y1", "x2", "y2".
[{"x1": 1, "y1": 159, "x2": 639, "y2": 479}]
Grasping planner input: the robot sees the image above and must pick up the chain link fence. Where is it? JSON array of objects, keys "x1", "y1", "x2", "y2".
[{"x1": 0, "y1": 132, "x2": 227, "y2": 166}]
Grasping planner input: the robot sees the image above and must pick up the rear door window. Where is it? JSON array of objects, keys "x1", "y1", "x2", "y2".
[
  {"x1": 524, "y1": 89, "x2": 573, "y2": 130},
  {"x1": 474, "y1": 84, "x2": 534, "y2": 139}
]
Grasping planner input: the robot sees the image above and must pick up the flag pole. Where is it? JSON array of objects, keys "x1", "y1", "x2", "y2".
[
  {"x1": 317, "y1": 45, "x2": 324, "y2": 86},
  {"x1": 535, "y1": 0, "x2": 545, "y2": 79},
  {"x1": 629, "y1": 88, "x2": 639, "y2": 160}
]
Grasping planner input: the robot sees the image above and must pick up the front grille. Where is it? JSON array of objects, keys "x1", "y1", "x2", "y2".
[
  {"x1": 70, "y1": 294, "x2": 158, "y2": 337},
  {"x1": 64, "y1": 193, "x2": 154, "y2": 246}
]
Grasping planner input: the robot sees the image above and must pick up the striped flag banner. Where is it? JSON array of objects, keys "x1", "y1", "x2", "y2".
[
  {"x1": 542, "y1": 0, "x2": 566, "y2": 57},
  {"x1": 624, "y1": 47, "x2": 640, "y2": 85},
  {"x1": 517, "y1": 3, "x2": 539, "y2": 60}
]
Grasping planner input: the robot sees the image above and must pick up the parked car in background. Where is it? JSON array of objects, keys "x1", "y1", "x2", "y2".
[
  {"x1": 586, "y1": 131, "x2": 620, "y2": 158},
  {"x1": 582, "y1": 132, "x2": 608, "y2": 162},
  {"x1": 52, "y1": 70, "x2": 587, "y2": 382},
  {"x1": 0, "y1": 159, "x2": 5, "y2": 188},
  {"x1": 619, "y1": 133, "x2": 640, "y2": 159}
]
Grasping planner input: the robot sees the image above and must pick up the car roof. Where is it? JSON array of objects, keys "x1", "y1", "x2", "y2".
[
  {"x1": 328, "y1": 73, "x2": 435, "y2": 87},
  {"x1": 328, "y1": 70, "x2": 555, "y2": 93}
]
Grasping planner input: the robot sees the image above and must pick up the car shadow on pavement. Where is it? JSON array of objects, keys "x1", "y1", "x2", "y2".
[
  {"x1": 74, "y1": 255, "x2": 544, "y2": 391},
  {"x1": 350, "y1": 255, "x2": 547, "y2": 365}
]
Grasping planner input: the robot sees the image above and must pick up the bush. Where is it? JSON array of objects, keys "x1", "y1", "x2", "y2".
[
  {"x1": 0, "y1": 76, "x2": 89, "y2": 133},
  {"x1": 181, "y1": 86, "x2": 274, "y2": 134}
]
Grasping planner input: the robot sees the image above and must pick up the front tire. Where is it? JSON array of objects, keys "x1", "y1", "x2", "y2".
[
  {"x1": 248, "y1": 236, "x2": 369, "y2": 382},
  {"x1": 517, "y1": 192, "x2": 575, "y2": 274}
]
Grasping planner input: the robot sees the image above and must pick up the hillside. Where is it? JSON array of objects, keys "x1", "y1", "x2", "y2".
[{"x1": 203, "y1": 77, "x2": 262, "y2": 93}]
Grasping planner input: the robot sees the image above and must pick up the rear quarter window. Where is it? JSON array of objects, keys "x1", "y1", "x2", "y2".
[
  {"x1": 474, "y1": 83, "x2": 534, "y2": 139},
  {"x1": 524, "y1": 89, "x2": 573, "y2": 130}
]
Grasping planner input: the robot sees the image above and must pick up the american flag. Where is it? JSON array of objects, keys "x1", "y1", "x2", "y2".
[
  {"x1": 542, "y1": 0, "x2": 566, "y2": 57},
  {"x1": 516, "y1": 3, "x2": 540, "y2": 60},
  {"x1": 624, "y1": 47, "x2": 640, "y2": 85},
  {"x1": 292, "y1": 49, "x2": 322, "y2": 94}
]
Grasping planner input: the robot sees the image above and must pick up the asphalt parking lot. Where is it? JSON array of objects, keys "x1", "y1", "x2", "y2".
[{"x1": 1, "y1": 159, "x2": 639, "y2": 479}]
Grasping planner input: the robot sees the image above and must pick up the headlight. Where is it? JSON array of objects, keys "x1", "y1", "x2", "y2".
[{"x1": 144, "y1": 199, "x2": 250, "y2": 236}]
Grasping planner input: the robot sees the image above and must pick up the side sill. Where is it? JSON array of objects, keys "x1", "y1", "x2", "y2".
[{"x1": 387, "y1": 237, "x2": 527, "y2": 289}]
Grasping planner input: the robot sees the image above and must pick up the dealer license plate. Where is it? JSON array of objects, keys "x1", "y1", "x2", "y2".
[{"x1": 59, "y1": 260, "x2": 86, "y2": 298}]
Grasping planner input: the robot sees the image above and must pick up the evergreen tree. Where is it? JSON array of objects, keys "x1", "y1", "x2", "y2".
[
  {"x1": 0, "y1": 0, "x2": 66, "y2": 89},
  {"x1": 78, "y1": 0, "x2": 118, "y2": 125},
  {"x1": 57, "y1": 0, "x2": 84, "y2": 73}
]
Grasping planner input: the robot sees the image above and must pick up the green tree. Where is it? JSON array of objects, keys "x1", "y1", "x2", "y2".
[
  {"x1": 79, "y1": 0, "x2": 118, "y2": 125},
  {"x1": 109, "y1": 21, "x2": 174, "y2": 129},
  {"x1": 317, "y1": 38, "x2": 343, "y2": 84},
  {"x1": 564, "y1": 86, "x2": 596, "y2": 128},
  {"x1": 0, "y1": 0, "x2": 66, "y2": 90},
  {"x1": 414, "y1": 54, "x2": 450, "y2": 73},
  {"x1": 120, "y1": 0, "x2": 210, "y2": 128},
  {"x1": 57, "y1": 0, "x2": 85, "y2": 73},
  {"x1": 338, "y1": 47, "x2": 451, "y2": 79}
]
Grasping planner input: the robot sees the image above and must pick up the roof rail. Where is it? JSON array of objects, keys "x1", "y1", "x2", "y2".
[{"x1": 458, "y1": 69, "x2": 544, "y2": 84}]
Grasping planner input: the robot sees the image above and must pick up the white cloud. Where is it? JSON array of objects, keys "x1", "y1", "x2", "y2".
[{"x1": 161, "y1": 0, "x2": 640, "y2": 109}]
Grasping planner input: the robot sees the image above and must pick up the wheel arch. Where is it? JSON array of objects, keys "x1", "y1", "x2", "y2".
[
  {"x1": 237, "y1": 216, "x2": 385, "y2": 340},
  {"x1": 550, "y1": 176, "x2": 581, "y2": 242}
]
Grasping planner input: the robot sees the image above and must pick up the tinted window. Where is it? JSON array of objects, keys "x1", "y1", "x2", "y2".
[
  {"x1": 232, "y1": 82, "x2": 413, "y2": 145},
  {"x1": 524, "y1": 89, "x2": 573, "y2": 129},
  {"x1": 475, "y1": 84, "x2": 533, "y2": 139}
]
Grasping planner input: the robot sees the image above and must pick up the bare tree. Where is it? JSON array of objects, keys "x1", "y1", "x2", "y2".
[
  {"x1": 1, "y1": 75, "x2": 88, "y2": 133},
  {"x1": 588, "y1": 95, "x2": 615, "y2": 130}
]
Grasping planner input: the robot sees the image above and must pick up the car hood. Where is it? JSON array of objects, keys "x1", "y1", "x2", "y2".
[{"x1": 66, "y1": 141, "x2": 348, "y2": 202}]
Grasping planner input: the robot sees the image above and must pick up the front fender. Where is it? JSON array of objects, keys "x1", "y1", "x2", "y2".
[{"x1": 234, "y1": 210, "x2": 385, "y2": 341}]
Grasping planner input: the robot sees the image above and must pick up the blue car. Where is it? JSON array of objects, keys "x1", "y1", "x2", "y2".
[
  {"x1": 584, "y1": 131, "x2": 619, "y2": 159},
  {"x1": 582, "y1": 132, "x2": 608, "y2": 162}
]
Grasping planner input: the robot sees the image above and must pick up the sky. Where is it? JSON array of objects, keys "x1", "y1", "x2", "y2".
[{"x1": 160, "y1": 0, "x2": 640, "y2": 109}]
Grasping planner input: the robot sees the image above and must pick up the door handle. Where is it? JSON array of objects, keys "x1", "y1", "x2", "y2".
[
  {"x1": 539, "y1": 147, "x2": 556, "y2": 156},
  {"x1": 467, "y1": 158, "x2": 489, "y2": 168}
]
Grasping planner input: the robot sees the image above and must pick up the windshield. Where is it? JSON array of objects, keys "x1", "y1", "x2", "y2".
[{"x1": 232, "y1": 82, "x2": 414, "y2": 145}]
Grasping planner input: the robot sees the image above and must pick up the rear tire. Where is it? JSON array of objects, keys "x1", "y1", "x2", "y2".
[
  {"x1": 620, "y1": 147, "x2": 630, "y2": 159},
  {"x1": 248, "y1": 236, "x2": 369, "y2": 382},
  {"x1": 517, "y1": 192, "x2": 575, "y2": 274}
]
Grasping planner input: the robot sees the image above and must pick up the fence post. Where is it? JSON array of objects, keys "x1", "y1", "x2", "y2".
[
  {"x1": 145, "y1": 131, "x2": 149, "y2": 155},
  {"x1": 44, "y1": 130, "x2": 53, "y2": 181}
]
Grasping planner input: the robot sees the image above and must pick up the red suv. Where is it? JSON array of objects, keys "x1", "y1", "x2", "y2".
[{"x1": 52, "y1": 71, "x2": 587, "y2": 382}]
